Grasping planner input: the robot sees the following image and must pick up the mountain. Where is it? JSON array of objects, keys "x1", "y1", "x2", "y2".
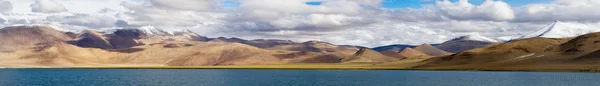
[
  {"x1": 207, "y1": 37, "x2": 297, "y2": 48},
  {"x1": 416, "y1": 37, "x2": 572, "y2": 70},
  {"x1": 380, "y1": 51, "x2": 406, "y2": 59},
  {"x1": 372, "y1": 44, "x2": 416, "y2": 52},
  {"x1": 436, "y1": 34, "x2": 502, "y2": 53},
  {"x1": 0, "y1": 25, "x2": 366, "y2": 67},
  {"x1": 119, "y1": 26, "x2": 210, "y2": 44},
  {"x1": 414, "y1": 44, "x2": 453, "y2": 57},
  {"x1": 68, "y1": 26, "x2": 209, "y2": 49},
  {"x1": 69, "y1": 30, "x2": 114, "y2": 49},
  {"x1": 342, "y1": 48, "x2": 400, "y2": 63},
  {"x1": 398, "y1": 48, "x2": 429, "y2": 59},
  {"x1": 520, "y1": 21, "x2": 599, "y2": 39},
  {"x1": 0, "y1": 25, "x2": 72, "y2": 52}
]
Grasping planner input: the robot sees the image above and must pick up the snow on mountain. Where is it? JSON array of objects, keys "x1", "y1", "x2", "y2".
[
  {"x1": 137, "y1": 26, "x2": 185, "y2": 36},
  {"x1": 101, "y1": 26, "x2": 200, "y2": 37},
  {"x1": 520, "y1": 21, "x2": 600, "y2": 39},
  {"x1": 436, "y1": 34, "x2": 502, "y2": 53},
  {"x1": 451, "y1": 34, "x2": 503, "y2": 43}
]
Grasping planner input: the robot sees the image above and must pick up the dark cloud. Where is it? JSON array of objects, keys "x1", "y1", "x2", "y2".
[{"x1": 0, "y1": 17, "x2": 5, "y2": 24}]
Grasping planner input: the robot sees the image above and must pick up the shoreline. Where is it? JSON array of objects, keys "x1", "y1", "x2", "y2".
[{"x1": 2, "y1": 66, "x2": 600, "y2": 73}]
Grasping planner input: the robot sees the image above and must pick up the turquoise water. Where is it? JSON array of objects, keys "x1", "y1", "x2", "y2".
[{"x1": 0, "y1": 69, "x2": 598, "y2": 86}]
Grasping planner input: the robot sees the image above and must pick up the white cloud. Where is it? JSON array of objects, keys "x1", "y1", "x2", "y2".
[
  {"x1": 517, "y1": 0, "x2": 600, "y2": 22},
  {"x1": 46, "y1": 14, "x2": 118, "y2": 28},
  {"x1": 0, "y1": 0, "x2": 12, "y2": 13},
  {"x1": 3, "y1": 0, "x2": 600, "y2": 47},
  {"x1": 30, "y1": 0, "x2": 68, "y2": 13},
  {"x1": 348, "y1": 0, "x2": 384, "y2": 6},
  {"x1": 236, "y1": 0, "x2": 373, "y2": 21},
  {"x1": 436, "y1": 0, "x2": 515, "y2": 21},
  {"x1": 148, "y1": 0, "x2": 219, "y2": 11}
]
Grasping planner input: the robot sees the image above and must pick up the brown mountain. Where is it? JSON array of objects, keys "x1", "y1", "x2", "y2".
[
  {"x1": 106, "y1": 29, "x2": 145, "y2": 49},
  {"x1": 380, "y1": 51, "x2": 406, "y2": 59},
  {"x1": 68, "y1": 28, "x2": 210, "y2": 49},
  {"x1": 0, "y1": 26, "x2": 72, "y2": 52},
  {"x1": 342, "y1": 48, "x2": 400, "y2": 63},
  {"x1": 414, "y1": 44, "x2": 452, "y2": 57},
  {"x1": 0, "y1": 25, "x2": 362, "y2": 67},
  {"x1": 415, "y1": 37, "x2": 572, "y2": 70},
  {"x1": 70, "y1": 30, "x2": 114, "y2": 49},
  {"x1": 1, "y1": 41, "x2": 286, "y2": 67},
  {"x1": 398, "y1": 48, "x2": 430, "y2": 59}
]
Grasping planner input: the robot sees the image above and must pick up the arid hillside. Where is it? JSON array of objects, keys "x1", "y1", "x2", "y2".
[
  {"x1": 0, "y1": 25, "x2": 367, "y2": 67},
  {"x1": 413, "y1": 33, "x2": 600, "y2": 71}
]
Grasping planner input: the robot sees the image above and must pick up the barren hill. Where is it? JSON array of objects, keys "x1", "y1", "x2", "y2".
[
  {"x1": 416, "y1": 37, "x2": 572, "y2": 70},
  {"x1": 0, "y1": 25, "x2": 364, "y2": 67},
  {"x1": 414, "y1": 44, "x2": 452, "y2": 57},
  {"x1": 398, "y1": 48, "x2": 430, "y2": 59},
  {"x1": 0, "y1": 26, "x2": 72, "y2": 52},
  {"x1": 343, "y1": 48, "x2": 400, "y2": 63}
]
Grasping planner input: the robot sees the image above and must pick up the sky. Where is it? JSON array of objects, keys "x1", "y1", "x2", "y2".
[
  {"x1": 1, "y1": 0, "x2": 600, "y2": 47},
  {"x1": 382, "y1": 0, "x2": 550, "y2": 8}
]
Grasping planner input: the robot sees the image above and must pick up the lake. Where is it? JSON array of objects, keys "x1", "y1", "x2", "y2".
[{"x1": 0, "y1": 69, "x2": 598, "y2": 86}]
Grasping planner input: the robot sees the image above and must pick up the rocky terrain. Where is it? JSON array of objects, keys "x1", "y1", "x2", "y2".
[
  {"x1": 7, "y1": 24, "x2": 600, "y2": 72},
  {"x1": 0, "y1": 25, "x2": 372, "y2": 67}
]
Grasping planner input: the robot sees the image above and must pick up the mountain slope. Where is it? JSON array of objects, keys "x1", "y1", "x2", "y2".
[
  {"x1": 0, "y1": 26, "x2": 72, "y2": 52},
  {"x1": 399, "y1": 48, "x2": 430, "y2": 59},
  {"x1": 380, "y1": 51, "x2": 406, "y2": 59},
  {"x1": 0, "y1": 25, "x2": 365, "y2": 67},
  {"x1": 70, "y1": 30, "x2": 114, "y2": 49},
  {"x1": 414, "y1": 44, "x2": 452, "y2": 57},
  {"x1": 415, "y1": 32, "x2": 600, "y2": 71},
  {"x1": 520, "y1": 21, "x2": 599, "y2": 39},
  {"x1": 343, "y1": 48, "x2": 400, "y2": 63},
  {"x1": 416, "y1": 37, "x2": 572, "y2": 69},
  {"x1": 436, "y1": 35, "x2": 501, "y2": 53},
  {"x1": 68, "y1": 27, "x2": 209, "y2": 49},
  {"x1": 372, "y1": 44, "x2": 416, "y2": 52}
]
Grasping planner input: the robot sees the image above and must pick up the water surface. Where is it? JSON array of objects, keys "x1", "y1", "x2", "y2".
[{"x1": 0, "y1": 69, "x2": 598, "y2": 86}]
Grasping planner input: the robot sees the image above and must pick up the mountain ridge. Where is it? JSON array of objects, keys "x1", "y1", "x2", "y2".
[{"x1": 520, "y1": 21, "x2": 599, "y2": 39}]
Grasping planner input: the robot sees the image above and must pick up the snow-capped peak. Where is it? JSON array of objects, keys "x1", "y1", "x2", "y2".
[
  {"x1": 137, "y1": 26, "x2": 172, "y2": 36},
  {"x1": 519, "y1": 20, "x2": 599, "y2": 39},
  {"x1": 100, "y1": 26, "x2": 198, "y2": 36},
  {"x1": 452, "y1": 34, "x2": 502, "y2": 43}
]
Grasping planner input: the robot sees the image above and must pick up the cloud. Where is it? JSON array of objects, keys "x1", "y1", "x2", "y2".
[
  {"x1": 0, "y1": 0, "x2": 11, "y2": 13},
  {"x1": 517, "y1": 0, "x2": 600, "y2": 22},
  {"x1": 436, "y1": 0, "x2": 515, "y2": 21},
  {"x1": 0, "y1": 17, "x2": 5, "y2": 24},
  {"x1": 3, "y1": 0, "x2": 600, "y2": 47},
  {"x1": 46, "y1": 14, "x2": 118, "y2": 28},
  {"x1": 382, "y1": 7, "x2": 446, "y2": 22},
  {"x1": 348, "y1": 0, "x2": 384, "y2": 6},
  {"x1": 222, "y1": 14, "x2": 376, "y2": 33},
  {"x1": 116, "y1": 0, "x2": 227, "y2": 27},
  {"x1": 30, "y1": 0, "x2": 68, "y2": 13},
  {"x1": 148, "y1": 0, "x2": 219, "y2": 11},
  {"x1": 236, "y1": 0, "x2": 373, "y2": 20}
]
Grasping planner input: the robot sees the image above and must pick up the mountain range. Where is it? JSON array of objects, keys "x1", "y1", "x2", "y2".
[
  {"x1": 3, "y1": 20, "x2": 600, "y2": 71},
  {"x1": 0, "y1": 25, "x2": 366, "y2": 67}
]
